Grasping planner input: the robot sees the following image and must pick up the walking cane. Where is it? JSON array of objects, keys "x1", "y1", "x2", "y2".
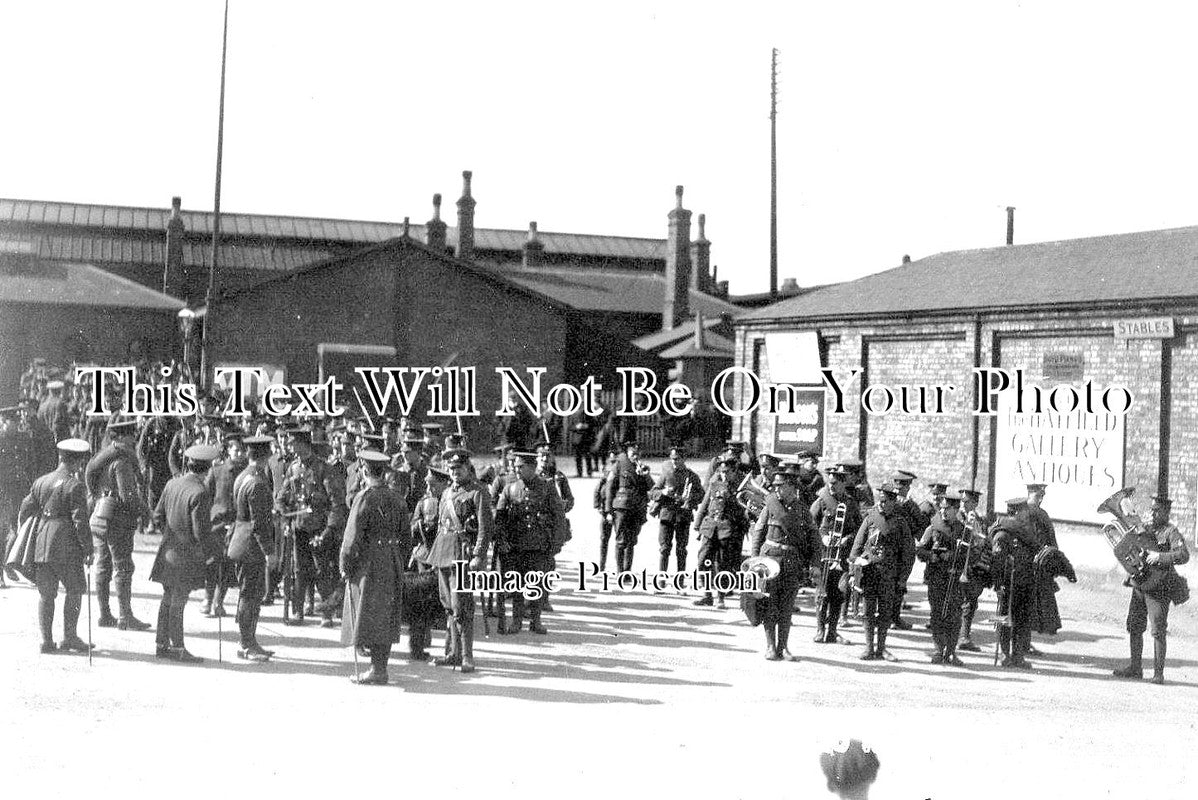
[
  {"x1": 85, "y1": 568, "x2": 93, "y2": 666},
  {"x1": 346, "y1": 577, "x2": 359, "y2": 676}
]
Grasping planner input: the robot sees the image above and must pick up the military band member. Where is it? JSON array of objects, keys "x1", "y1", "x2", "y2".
[
  {"x1": 1025, "y1": 482, "x2": 1061, "y2": 650},
  {"x1": 391, "y1": 433, "x2": 428, "y2": 512},
  {"x1": 605, "y1": 440, "x2": 653, "y2": 573},
  {"x1": 150, "y1": 444, "x2": 220, "y2": 662},
  {"x1": 835, "y1": 457, "x2": 873, "y2": 510},
  {"x1": 795, "y1": 450, "x2": 825, "y2": 508},
  {"x1": 916, "y1": 489, "x2": 967, "y2": 665},
  {"x1": 428, "y1": 450, "x2": 493, "y2": 673},
  {"x1": 704, "y1": 439, "x2": 752, "y2": 488},
  {"x1": 347, "y1": 433, "x2": 385, "y2": 508},
  {"x1": 340, "y1": 449, "x2": 408, "y2": 685},
  {"x1": 19, "y1": 439, "x2": 93, "y2": 653},
  {"x1": 692, "y1": 452, "x2": 749, "y2": 609},
  {"x1": 227, "y1": 436, "x2": 276, "y2": 661},
  {"x1": 86, "y1": 418, "x2": 151, "y2": 631},
  {"x1": 917, "y1": 482, "x2": 948, "y2": 528},
  {"x1": 37, "y1": 380, "x2": 72, "y2": 443},
  {"x1": 412, "y1": 468, "x2": 449, "y2": 572},
  {"x1": 202, "y1": 430, "x2": 245, "y2": 618},
  {"x1": 1113, "y1": 494, "x2": 1189, "y2": 684},
  {"x1": 649, "y1": 447, "x2": 702, "y2": 573},
  {"x1": 749, "y1": 471, "x2": 816, "y2": 660},
  {"x1": 737, "y1": 453, "x2": 779, "y2": 524},
  {"x1": 956, "y1": 488, "x2": 991, "y2": 652},
  {"x1": 494, "y1": 452, "x2": 567, "y2": 635},
  {"x1": 990, "y1": 498, "x2": 1040, "y2": 669},
  {"x1": 889, "y1": 471, "x2": 922, "y2": 631},
  {"x1": 848, "y1": 482, "x2": 914, "y2": 661},
  {"x1": 810, "y1": 466, "x2": 862, "y2": 644},
  {"x1": 594, "y1": 449, "x2": 619, "y2": 570}
]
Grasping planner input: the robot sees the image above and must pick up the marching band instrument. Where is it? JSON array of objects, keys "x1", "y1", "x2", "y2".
[
  {"x1": 736, "y1": 473, "x2": 768, "y2": 520},
  {"x1": 740, "y1": 555, "x2": 782, "y2": 626},
  {"x1": 815, "y1": 503, "x2": 848, "y2": 610},
  {"x1": 1096, "y1": 488, "x2": 1167, "y2": 593}
]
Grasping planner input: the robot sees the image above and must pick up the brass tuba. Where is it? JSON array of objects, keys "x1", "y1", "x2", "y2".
[
  {"x1": 1097, "y1": 487, "x2": 1165, "y2": 591},
  {"x1": 735, "y1": 473, "x2": 768, "y2": 520}
]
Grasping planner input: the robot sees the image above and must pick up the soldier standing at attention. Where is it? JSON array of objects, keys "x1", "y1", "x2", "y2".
[
  {"x1": 202, "y1": 430, "x2": 245, "y2": 619},
  {"x1": 226, "y1": 436, "x2": 276, "y2": 662},
  {"x1": 990, "y1": 498, "x2": 1041, "y2": 669},
  {"x1": 495, "y1": 452, "x2": 567, "y2": 635},
  {"x1": 916, "y1": 489, "x2": 967, "y2": 665},
  {"x1": 428, "y1": 450, "x2": 493, "y2": 673},
  {"x1": 649, "y1": 447, "x2": 702, "y2": 574},
  {"x1": 692, "y1": 452, "x2": 749, "y2": 609},
  {"x1": 1112, "y1": 493, "x2": 1189, "y2": 685},
  {"x1": 889, "y1": 471, "x2": 922, "y2": 631},
  {"x1": 955, "y1": 488, "x2": 991, "y2": 652},
  {"x1": 605, "y1": 440, "x2": 653, "y2": 573},
  {"x1": 749, "y1": 471, "x2": 816, "y2": 661},
  {"x1": 340, "y1": 450, "x2": 408, "y2": 686},
  {"x1": 150, "y1": 444, "x2": 220, "y2": 663},
  {"x1": 19, "y1": 439, "x2": 93, "y2": 653},
  {"x1": 810, "y1": 466, "x2": 862, "y2": 645},
  {"x1": 848, "y1": 482, "x2": 914, "y2": 661}
]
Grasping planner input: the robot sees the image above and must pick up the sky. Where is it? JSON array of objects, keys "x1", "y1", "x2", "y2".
[{"x1": 2, "y1": 2, "x2": 1198, "y2": 294}]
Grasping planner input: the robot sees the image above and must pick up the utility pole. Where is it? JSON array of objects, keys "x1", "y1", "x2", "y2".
[
  {"x1": 200, "y1": 0, "x2": 229, "y2": 389},
  {"x1": 770, "y1": 48, "x2": 779, "y2": 299}
]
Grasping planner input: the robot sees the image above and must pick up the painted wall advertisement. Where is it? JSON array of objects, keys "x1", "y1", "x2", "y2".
[
  {"x1": 772, "y1": 387, "x2": 825, "y2": 456},
  {"x1": 764, "y1": 331, "x2": 826, "y2": 457},
  {"x1": 993, "y1": 387, "x2": 1124, "y2": 524}
]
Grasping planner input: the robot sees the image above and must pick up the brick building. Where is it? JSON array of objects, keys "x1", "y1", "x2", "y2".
[{"x1": 733, "y1": 226, "x2": 1198, "y2": 548}]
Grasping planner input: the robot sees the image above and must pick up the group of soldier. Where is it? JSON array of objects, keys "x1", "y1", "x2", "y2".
[{"x1": 593, "y1": 438, "x2": 1189, "y2": 684}]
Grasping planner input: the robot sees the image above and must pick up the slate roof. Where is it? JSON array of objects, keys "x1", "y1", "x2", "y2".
[
  {"x1": 740, "y1": 224, "x2": 1198, "y2": 321},
  {"x1": 501, "y1": 267, "x2": 743, "y2": 317},
  {"x1": 0, "y1": 261, "x2": 185, "y2": 310}
]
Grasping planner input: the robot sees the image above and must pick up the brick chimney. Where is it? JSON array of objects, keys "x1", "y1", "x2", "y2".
[
  {"x1": 426, "y1": 194, "x2": 447, "y2": 253},
  {"x1": 1006, "y1": 206, "x2": 1016, "y2": 245},
  {"x1": 522, "y1": 221, "x2": 544, "y2": 267},
  {"x1": 779, "y1": 277, "x2": 800, "y2": 296},
  {"x1": 689, "y1": 213, "x2": 710, "y2": 293},
  {"x1": 693, "y1": 309, "x2": 707, "y2": 351},
  {"x1": 162, "y1": 196, "x2": 185, "y2": 298},
  {"x1": 662, "y1": 185, "x2": 692, "y2": 330},
  {"x1": 456, "y1": 170, "x2": 475, "y2": 260}
]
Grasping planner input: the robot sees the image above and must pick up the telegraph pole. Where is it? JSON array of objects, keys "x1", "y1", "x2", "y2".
[
  {"x1": 200, "y1": 0, "x2": 229, "y2": 389},
  {"x1": 769, "y1": 48, "x2": 779, "y2": 299}
]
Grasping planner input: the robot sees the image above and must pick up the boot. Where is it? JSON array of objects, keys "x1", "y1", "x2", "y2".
[
  {"x1": 201, "y1": 595, "x2": 213, "y2": 617},
  {"x1": 96, "y1": 583, "x2": 117, "y2": 628},
  {"x1": 826, "y1": 617, "x2": 844, "y2": 644},
  {"x1": 117, "y1": 581, "x2": 151, "y2": 631},
  {"x1": 777, "y1": 621, "x2": 795, "y2": 661},
  {"x1": 692, "y1": 594, "x2": 714, "y2": 607},
  {"x1": 1150, "y1": 638, "x2": 1166, "y2": 685},
  {"x1": 505, "y1": 597, "x2": 524, "y2": 634},
  {"x1": 764, "y1": 625, "x2": 781, "y2": 660},
  {"x1": 877, "y1": 629, "x2": 897, "y2": 662},
  {"x1": 859, "y1": 623, "x2": 876, "y2": 660},
  {"x1": 38, "y1": 594, "x2": 56, "y2": 650},
  {"x1": 529, "y1": 605, "x2": 547, "y2": 635},
  {"x1": 813, "y1": 625, "x2": 827, "y2": 643},
  {"x1": 1112, "y1": 633, "x2": 1144, "y2": 679},
  {"x1": 598, "y1": 538, "x2": 609, "y2": 572},
  {"x1": 434, "y1": 619, "x2": 462, "y2": 667},
  {"x1": 460, "y1": 620, "x2": 476, "y2": 673}
]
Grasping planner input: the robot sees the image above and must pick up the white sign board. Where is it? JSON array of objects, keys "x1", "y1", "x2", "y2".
[
  {"x1": 764, "y1": 331, "x2": 823, "y2": 385},
  {"x1": 993, "y1": 388, "x2": 1125, "y2": 524},
  {"x1": 1112, "y1": 317, "x2": 1173, "y2": 340}
]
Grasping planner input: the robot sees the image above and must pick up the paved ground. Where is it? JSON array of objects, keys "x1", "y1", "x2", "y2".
[{"x1": 2, "y1": 472, "x2": 1196, "y2": 800}]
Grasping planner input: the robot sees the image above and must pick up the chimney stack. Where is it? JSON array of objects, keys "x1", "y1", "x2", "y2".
[
  {"x1": 163, "y1": 196, "x2": 186, "y2": 298},
  {"x1": 693, "y1": 309, "x2": 707, "y2": 351},
  {"x1": 662, "y1": 185, "x2": 692, "y2": 330},
  {"x1": 902, "y1": 254, "x2": 911, "y2": 264},
  {"x1": 779, "y1": 277, "x2": 800, "y2": 296},
  {"x1": 402, "y1": 216, "x2": 411, "y2": 238},
  {"x1": 1006, "y1": 206, "x2": 1015, "y2": 246},
  {"x1": 522, "y1": 221, "x2": 544, "y2": 268},
  {"x1": 426, "y1": 194, "x2": 447, "y2": 253},
  {"x1": 456, "y1": 170, "x2": 476, "y2": 260},
  {"x1": 690, "y1": 213, "x2": 711, "y2": 293}
]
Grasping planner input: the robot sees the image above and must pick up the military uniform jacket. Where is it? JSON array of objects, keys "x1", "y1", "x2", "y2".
[
  {"x1": 605, "y1": 454, "x2": 653, "y2": 514},
  {"x1": 1026, "y1": 505, "x2": 1058, "y2": 548},
  {"x1": 495, "y1": 474, "x2": 568, "y2": 554},
  {"x1": 38, "y1": 395, "x2": 72, "y2": 442},
  {"x1": 150, "y1": 472, "x2": 215, "y2": 591},
  {"x1": 427, "y1": 479, "x2": 494, "y2": 568},
  {"x1": 0, "y1": 424, "x2": 31, "y2": 501},
  {"x1": 797, "y1": 470, "x2": 825, "y2": 508},
  {"x1": 277, "y1": 454, "x2": 346, "y2": 536},
  {"x1": 227, "y1": 463, "x2": 273, "y2": 564},
  {"x1": 540, "y1": 468, "x2": 575, "y2": 513},
  {"x1": 694, "y1": 471, "x2": 749, "y2": 540},
  {"x1": 849, "y1": 509, "x2": 915, "y2": 580},
  {"x1": 989, "y1": 516, "x2": 1041, "y2": 587},
  {"x1": 19, "y1": 466, "x2": 90, "y2": 565},
  {"x1": 898, "y1": 497, "x2": 928, "y2": 542},
  {"x1": 810, "y1": 487, "x2": 862, "y2": 563},
  {"x1": 345, "y1": 459, "x2": 364, "y2": 509},
  {"x1": 917, "y1": 515, "x2": 965, "y2": 586},
  {"x1": 411, "y1": 494, "x2": 440, "y2": 563},
  {"x1": 85, "y1": 443, "x2": 146, "y2": 528},
  {"x1": 593, "y1": 468, "x2": 611, "y2": 512},
  {"x1": 750, "y1": 493, "x2": 817, "y2": 570},
  {"x1": 649, "y1": 464, "x2": 702, "y2": 523},
  {"x1": 339, "y1": 480, "x2": 408, "y2": 647},
  {"x1": 206, "y1": 457, "x2": 246, "y2": 534},
  {"x1": 392, "y1": 462, "x2": 427, "y2": 515}
]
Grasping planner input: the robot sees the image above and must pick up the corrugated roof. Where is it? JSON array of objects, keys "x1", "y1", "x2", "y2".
[
  {"x1": 739, "y1": 224, "x2": 1198, "y2": 321},
  {"x1": 501, "y1": 266, "x2": 744, "y2": 316},
  {"x1": 0, "y1": 261, "x2": 185, "y2": 310},
  {"x1": 0, "y1": 198, "x2": 666, "y2": 259}
]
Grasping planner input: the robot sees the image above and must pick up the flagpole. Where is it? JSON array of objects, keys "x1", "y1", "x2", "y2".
[{"x1": 200, "y1": 0, "x2": 229, "y2": 390}]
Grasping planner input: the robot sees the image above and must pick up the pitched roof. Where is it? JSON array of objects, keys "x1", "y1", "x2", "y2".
[
  {"x1": 501, "y1": 266, "x2": 743, "y2": 317},
  {"x1": 659, "y1": 330, "x2": 734, "y2": 358},
  {"x1": 0, "y1": 261, "x2": 185, "y2": 310},
  {"x1": 631, "y1": 316, "x2": 725, "y2": 350},
  {"x1": 739, "y1": 224, "x2": 1198, "y2": 322}
]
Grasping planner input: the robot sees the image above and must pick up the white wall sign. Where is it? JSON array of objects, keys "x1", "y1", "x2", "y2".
[
  {"x1": 993, "y1": 387, "x2": 1125, "y2": 524},
  {"x1": 763, "y1": 331, "x2": 823, "y2": 385}
]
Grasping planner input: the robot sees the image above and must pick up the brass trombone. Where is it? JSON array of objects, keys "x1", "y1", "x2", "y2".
[{"x1": 815, "y1": 503, "x2": 848, "y2": 611}]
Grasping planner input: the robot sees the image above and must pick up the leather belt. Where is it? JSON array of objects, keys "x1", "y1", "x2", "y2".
[{"x1": 764, "y1": 541, "x2": 797, "y2": 551}]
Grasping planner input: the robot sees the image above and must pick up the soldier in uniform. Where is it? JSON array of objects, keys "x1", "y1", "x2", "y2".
[
  {"x1": 0, "y1": 405, "x2": 31, "y2": 585},
  {"x1": 150, "y1": 444, "x2": 220, "y2": 662},
  {"x1": 137, "y1": 415, "x2": 179, "y2": 532},
  {"x1": 889, "y1": 471, "x2": 922, "y2": 630},
  {"x1": 86, "y1": 418, "x2": 151, "y2": 631},
  {"x1": 339, "y1": 449, "x2": 408, "y2": 685},
  {"x1": 427, "y1": 450, "x2": 493, "y2": 673},
  {"x1": 201, "y1": 430, "x2": 245, "y2": 618},
  {"x1": 226, "y1": 435, "x2": 276, "y2": 662},
  {"x1": 605, "y1": 440, "x2": 654, "y2": 573},
  {"x1": 275, "y1": 427, "x2": 346, "y2": 625},
  {"x1": 649, "y1": 447, "x2": 702, "y2": 573},
  {"x1": 810, "y1": 466, "x2": 862, "y2": 644},
  {"x1": 391, "y1": 433, "x2": 429, "y2": 513},
  {"x1": 916, "y1": 489, "x2": 967, "y2": 665},
  {"x1": 848, "y1": 482, "x2": 914, "y2": 661},
  {"x1": 412, "y1": 468, "x2": 448, "y2": 572},
  {"x1": 593, "y1": 449, "x2": 619, "y2": 570},
  {"x1": 19, "y1": 439, "x2": 93, "y2": 653},
  {"x1": 1112, "y1": 493, "x2": 1189, "y2": 684},
  {"x1": 1025, "y1": 482, "x2": 1061, "y2": 651},
  {"x1": 704, "y1": 439, "x2": 752, "y2": 487},
  {"x1": 37, "y1": 380, "x2": 73, "y2": 443},
  {"x1": 749, "y1": 471, "x2": 817, "y2": 660},
  {"x1": 692, "y1": 452, "x2": 749, "y2": 609},
  {"x1": 990, "y1": 497, "x2": 1041, "y2": 669},
  {"x1": 570, "y1": 418, "x2": 598, "y2": 478},
  {"x1": 795, "y1": 450, "x2": 825, "y2": 508},
  {"x1": 495, "y1": 452, "x2": 568, "y2": 634},
  {"x1": 955, "y1": 487, "x2": 992, "y2": 652}
]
